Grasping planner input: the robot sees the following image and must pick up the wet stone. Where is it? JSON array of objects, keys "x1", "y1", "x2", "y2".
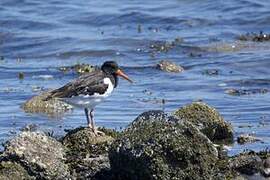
[
  {"x1": 237, "y1": 134, "x2": 262, "y2": 145},
  {"x1": 22, "y1": 91, "x2": 73, "y2": 116},
  {"x1": 18, "y1": 72, "x2": 24, "y2": 80},
  {"x1": 203, "y1": 69, "x2": 219, "y2": 76},
  {"x1": 156, "y1": 60, "x2": 184, "y2": 73},
  {"x1": 59, "y1": 63, "x2": 97, "y2": 75},
  {"x1": 238, "y1": 31, "x2": 270, "y2": 42},
  {"x1": 150, "y1": 38, "x2": 183, "y2": 53},
  {"x1": 225, "y1": 88, "x2": 268, "y2": 96}
]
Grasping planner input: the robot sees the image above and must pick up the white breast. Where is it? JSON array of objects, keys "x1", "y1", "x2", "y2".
[{"x1": 62, "y1": 77, "x2": 114, "y2": 109}]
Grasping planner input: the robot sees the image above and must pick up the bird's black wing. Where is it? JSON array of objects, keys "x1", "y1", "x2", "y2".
[{"x1": 46, "y1": 70, "x2": 108, "y2": 99}]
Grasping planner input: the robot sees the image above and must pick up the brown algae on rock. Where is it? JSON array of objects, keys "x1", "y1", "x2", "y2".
[
  {"x1": 109, "y1": 111, "x2": 218, "y2": 180},
  {"x1": 156, "y1": 60, "x2": 184, "y2": 73},
  {"x1": 22, "y1": 91, "x2": 73, "y2": 116},
  {"x1": 174, "y1": 102, "x2": 233, "y2": 143},
  {"x1": 62, "y1": 127, "x2": 115, "y2": 179}
]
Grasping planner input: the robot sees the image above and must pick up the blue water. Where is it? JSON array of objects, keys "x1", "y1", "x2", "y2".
[{"x1": 0, "y1": 0, "x2": 270, "y2": 154}]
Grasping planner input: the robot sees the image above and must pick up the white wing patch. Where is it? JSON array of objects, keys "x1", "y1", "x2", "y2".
[{"x1": 62, "y1": 77, "x2": 114, "y2": 108}]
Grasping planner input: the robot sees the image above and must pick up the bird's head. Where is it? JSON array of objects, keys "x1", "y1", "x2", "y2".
[{"x1": 101, "y1": 61, "x2": 133, "y2": 83}]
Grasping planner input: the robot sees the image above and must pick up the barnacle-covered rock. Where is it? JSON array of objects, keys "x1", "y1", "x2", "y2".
[
  {"x1": 174, "y1": 102, "x2": 233, "y2": 143},
  {"x1": 109, "y1": 111, "x2": 218, "y2": 180},
  {"x1": 2, "y1": 131, "x2": 70, "y2": 179},
  {"x1": 62, "y1": 127, "x2": 116, "y2": 179}
]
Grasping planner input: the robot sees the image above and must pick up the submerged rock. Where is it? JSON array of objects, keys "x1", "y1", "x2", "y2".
[
  {"x1": 2, "y1": 131, "x2": 70, "y2": 179},
  {"x1": 150, "y1": 38, "x2": 183, "y2": 53},
  {"x1": 22, "y1": 91, "x2": 73, "y2": 116},
  {"x1": 225, "y1": 88, "x2": 268, "y2": 96},
  {"x1": 156, "y1": 60, "x2": 184, "y2": 73},
  {"x1": 203, "y1": 69, "x2": 219, "y2": 76},
  {"x1": 238, "y1": 32, "x2": 270, "y2": 42},
  {"x1": 174, "y1": 102, "x2": 233, "y2": 143},
  {"x1": 59, "y1": 63, "x2": 97, "y2": 75},
  {"x1": 109, "y1": 110, "x2": 218, "y2": 180},
  {"x1": 62, "y1": 127, "x2": 115, "y2": 179},
  {"x1": 237, "y1": 134, "x2": 262, "y2": 145}
]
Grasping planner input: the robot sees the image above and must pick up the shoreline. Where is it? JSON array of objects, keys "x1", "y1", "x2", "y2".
[{"x1": 1, "y1": 102, "x2": 269, "y2": 179}]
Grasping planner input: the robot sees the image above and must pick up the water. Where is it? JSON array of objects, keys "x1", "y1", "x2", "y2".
[{"x1": 0, "y1": 0, "x2": 270, "y2": 154}]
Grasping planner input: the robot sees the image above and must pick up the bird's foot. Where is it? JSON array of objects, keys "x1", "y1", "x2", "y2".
[
  {"x1": 92, "y1": 128, "x2": 105, "y2": 136},
  {"x1": 87, "y1": 125, "x2": 105, "y2": 136}
]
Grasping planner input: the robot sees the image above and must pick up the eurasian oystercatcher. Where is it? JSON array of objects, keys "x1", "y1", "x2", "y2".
[{"x1": 47, "y1": 61, "x2": 132, "y2": 135}]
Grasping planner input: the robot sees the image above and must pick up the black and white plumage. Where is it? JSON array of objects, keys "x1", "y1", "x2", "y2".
[{"x1": 47, "y1": 61, "x2": 132, "y2": 135}]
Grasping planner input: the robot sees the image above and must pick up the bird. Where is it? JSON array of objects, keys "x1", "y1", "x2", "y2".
[{"x1": 46, "y1": 61, "x2": 133, "y2": 135}]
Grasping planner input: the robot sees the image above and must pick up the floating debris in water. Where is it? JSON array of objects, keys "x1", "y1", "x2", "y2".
[
  {"x1": 225, "y1": 88, "x2": 268, "y2": 96},
  {"x1": 238, "y1": 31, "x2": 270, "y2": 42},
  {"x1": 156, "y1": 60, "x2": 184, "y2": 73},
  {"x1": 18, "y1": 72, "x2": 24, "y2": 80}
]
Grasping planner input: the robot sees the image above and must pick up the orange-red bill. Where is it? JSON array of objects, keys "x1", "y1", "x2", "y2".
[{"x1": 116, "y1": 69, "x2": 133, "y2": 83}]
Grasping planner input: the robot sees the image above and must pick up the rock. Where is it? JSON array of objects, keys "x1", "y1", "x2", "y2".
[
  {"x1": 3, "y1": 131, "x2": 70, "y2": 179},
  {"x1": 174, "y1": 102, "x2": 233, "y2": 143},
  {"x1": 109, "y1": 111, "x2": 218, "y2": 180},
  {"x1": 225, "y1": 88, "x2": 268, "y2": 96},
  {"x1": 59, "y1": 63, "x2": 96, "y2": 75},
  {"x1": 203, "y1": 69, "x2": 219, "y2": 76},
  {"x1": 62, "y1": 127, "x2": 115, "y2": 179},
  {"x1": 156, "y1": 60, "x2": 184, "y2": 73},
  {"x1": 0, "y1": 161, "x2": 34, "y2": 180},
  {"x1": 127, "y1": 110, "x2": 168, "y2": 130},
  {"x1": 22, "y1": 91, "x2": 73, "y2": 116},
  {"x1": 238, "y1": 31, "x2": 270, "y2": 42},
  {"x1": 230, "y1": 152, "x2": 263, "y2": 176},
  {"x1": 237, "y1": 134, "x2": 262, "y2": 144},
  {"x1": 19, "y1": 123, "x2": 38, "y2": 132}
]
